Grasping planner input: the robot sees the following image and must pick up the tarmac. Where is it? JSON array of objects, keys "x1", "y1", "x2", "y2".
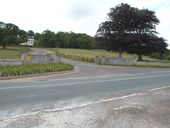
[{"x1": 1, "y1": 86, "x2": 170, "y2": 128}]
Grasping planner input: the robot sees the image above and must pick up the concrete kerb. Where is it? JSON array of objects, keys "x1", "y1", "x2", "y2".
[{"x1": 0, "y1": 66, "x2": 78, "y2": 81}]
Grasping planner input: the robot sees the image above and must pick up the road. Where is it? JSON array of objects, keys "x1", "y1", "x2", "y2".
[
  {"x1": 0, "y1": 49, "x2": 170, "y2": 127},
  {"x1": 0, "y1": 69, "x2": 170, "y2": 117}
]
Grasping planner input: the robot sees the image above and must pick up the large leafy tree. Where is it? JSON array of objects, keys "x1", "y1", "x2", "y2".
[
  {"x1": 127, "y1": 34, "x2": 168, "y2": 60},
  {"x1": 96, "y1": 21, "x2": 112, "y2": 50},
  {"x1": 126, "y1": 8, "x2": 160, "y2": 61},
  {"x1": 69, "y1": 32, "x2": 79, "y2": 48},
  {"x1": 0, "y1": 22, "x2": 20, "y2": 49},
  {"x1": 18, "y1": 29, "x2": 27, "y2": 44},
  {"x1": 96, "y1": 3, "x2": 167, "y2": 60},
  {"x1": 96, "y1": 3, "x2": 136, "y2": 58},
  {"x1": 39, "y1": 30, "x2": 56, "y2": 48},
  {"x1": 55, "y1": 32, "x2": 71, "y2": 48},
  {"x1": 152, "y1": 37, "x2": 168, "y2": 59},
  {"x1": 76, "y1": 34, "x2": 95, "y2": 49},
  {"x1": 27, "y1": 30, "x2": 34, "y2": 37}
]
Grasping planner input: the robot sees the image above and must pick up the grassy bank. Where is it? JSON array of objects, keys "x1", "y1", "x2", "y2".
[
  {"x1": 49, "y1": 48, "x2": 170, "y2": 68},
  {"x1": 50, "y1": 48, "x2": 158, "y2": 62},
  {"x1": 50, "y1": 48, "x2": 139, "y2": 62},
  {"x1": 0, "y1": 47, "x2": 31, "y2": 59},
  {"x1": 0, "y1": 63, "x2": 73, "y2": 77}
]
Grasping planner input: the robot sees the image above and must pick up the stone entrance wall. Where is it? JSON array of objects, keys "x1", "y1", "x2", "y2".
[
  {"x1": 0, "y1": 54, "x2": 61, "y2": 65},
  {"x1": 94, "y1": 56, "x2": 137, "y2": 65}
]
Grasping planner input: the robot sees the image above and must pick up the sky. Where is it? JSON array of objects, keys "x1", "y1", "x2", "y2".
[{"x1": 0, "y1": 0, "x2": 170, "y2": 48}]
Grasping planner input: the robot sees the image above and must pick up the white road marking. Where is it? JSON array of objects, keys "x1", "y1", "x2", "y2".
[
  {"x1": 1, "y1": 85, "x2": 170, "y2": 119},
  {"x1": 0, "y1": 73, "x2": 170, "y2": 90}
]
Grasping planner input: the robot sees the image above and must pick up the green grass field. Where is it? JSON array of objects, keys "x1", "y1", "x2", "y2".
[
  {"x1": 0, "y1": 47, "x2": 31, "y2": 59},
  {"x1": 50, "y1": 48, "x2": 154, "y2": 62},
  {"x1": 58, "y1": 48, "x2": 137, "y2": 58}
]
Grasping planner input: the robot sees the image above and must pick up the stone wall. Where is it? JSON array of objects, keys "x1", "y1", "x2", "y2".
[
  {"x1": 0, "y1": 54, "x2": 61, "y2": 65},
  {"x1": 94, "y1": 56, "x2": 137, "y2": 65},
  {"x1": 22, "y1": 54, "x2": 61, "y2": 64},
  {"x1": 0, "y1": 59, "x2": 22, "y2": 65}
]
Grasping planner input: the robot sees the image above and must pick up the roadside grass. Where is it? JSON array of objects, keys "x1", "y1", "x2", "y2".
[
  {"x1": 0, "y1": 63, "x2": 73, "y2": 77},
  {"x1": 106, "y1": 64, "x2": 170, "y2": 69},
  {"x1": 0, "y1": 47, "x2": 31, "y2": 59}
]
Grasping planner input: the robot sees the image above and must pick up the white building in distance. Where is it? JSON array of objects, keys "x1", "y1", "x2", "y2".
[{"x1": 20, "y1": 36, "x2": 34, "y2": 46}]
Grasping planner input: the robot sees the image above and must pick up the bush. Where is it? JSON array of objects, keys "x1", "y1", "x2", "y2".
[{"x1": 0, "y1": 63, "x2": 73, "y2": 77}]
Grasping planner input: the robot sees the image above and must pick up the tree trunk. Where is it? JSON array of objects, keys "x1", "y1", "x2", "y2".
[
  {"x1": 159, "y1": 52, "x2": 163, "y2": 60},
  {"x1": 2, "y1": 43, "x2": 6, "y2": 50},
  {"x1": 137, "y1": 53, "x2": 142, "y2": 61},
  {"x1": 118, "y1": 49, "x2": 122, "y2": 58}
]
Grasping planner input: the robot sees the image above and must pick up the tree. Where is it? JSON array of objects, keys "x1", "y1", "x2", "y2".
[
  {"x1": 39, "y1": 30, "x2": 56, "y2": 48},
  {"x1": 152, "y1": 37, "x2": 168, "y2": 59},
  {"x1": 0, "y1": 22, "x2": 19, "y2": 49},
  {"x1": 96, "y1": 3, "x2": 136, "y2": 58},
  {"x1": 76, "y1": 34, "x2": 95, "y2": 49},
  {"x1": 56, "y1": 32, "x2": 70, "y2": 48},
  {"x1": 126, "y1": 34, "x2": 154, "y2": 60},
  {"x1": 96, "y1": 21, "x2": 113, "y2": 50},
  {"x1": 96, "y1": 3, "x2": 167, "y2": 61},
  {"x1": 34, "y1": 32, "x2": 42, "y2": 47},
  {"x1": 127, "y1": 34, "x2": 168, "y2": 60},
  {"x1": 69, "y1": 32, "x2": 79, "y2": 48},
  {"x1": 27, "y1": 30, "x2": 34, "y2": 37},
  {"x1": 126, "y1": 8, "x2": 160, "y2": 61},
  {"x1": 18, "y1": 29, "x2": 27, "y2": 44}
]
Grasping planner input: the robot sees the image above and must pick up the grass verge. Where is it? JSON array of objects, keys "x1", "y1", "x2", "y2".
[
  {"x1": 107, "y1": 64, "x2": 170, "y2": 69},
  {"x1": 0, "y1": 63, "x2": 74, "y2": 77},
  {"x1": 0, "y1": 47, "x2": 31, "y2": 59}
]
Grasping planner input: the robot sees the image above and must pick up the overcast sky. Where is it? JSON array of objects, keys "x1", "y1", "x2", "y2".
[{"x1": 0, "y1": 0, "x2": 170, "y2": 48}]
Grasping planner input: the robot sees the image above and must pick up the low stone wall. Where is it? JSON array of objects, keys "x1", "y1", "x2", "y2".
[
  {"x1": 53, "y1": 55, "x2": 61, "y2": 64},
  {"x1": 0, "y1": 55, "x2": 61, "y2": 65},
  {"x1": 26, "y1": 54, "x2": 52, "y2": 64},
  {"x1": 0, "y1": 59, "x2": 22, "y2": 65},
  {"x1": 94, "y1": 56, "x2": 137, "y2": 65},
  {"x1": 137, "y1": 61, "x2": 170, "y2": 66},
  {"x1": 22, "y1": 54, "x2": 61, "y2": 64}
]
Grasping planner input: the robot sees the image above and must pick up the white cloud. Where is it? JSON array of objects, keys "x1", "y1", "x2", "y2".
[
  {"x1": 0, "y1": 0, "x2": 169, "y2": 48},
  {"x1": 156, "y1": 7, "x2": 170, "y2": 47}
]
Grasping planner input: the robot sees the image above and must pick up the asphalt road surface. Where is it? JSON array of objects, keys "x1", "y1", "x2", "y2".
[
  {"x1": 0, "y1": 68, "x2": 170, "y2": 118},
  {"x1": 0, "y1": 50, "x2": 170, "y2": 127}
]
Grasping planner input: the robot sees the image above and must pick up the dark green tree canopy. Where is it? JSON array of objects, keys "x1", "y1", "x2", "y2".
[
  {"x1": 0, "y1": 21, "x2": 96, "y2": 50},
  {"x1": 27, "y1": 30, "x2": 35, "y2": 37},
  {"x1": 0, "y1": 22, "x2": 20, "y2": 49},
  {"x1": 34, "y1": 31, "x2": 96, "y2": 49},
  {"x1": 96, "y1": 3, "x2": 167, "y2": 61}
]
